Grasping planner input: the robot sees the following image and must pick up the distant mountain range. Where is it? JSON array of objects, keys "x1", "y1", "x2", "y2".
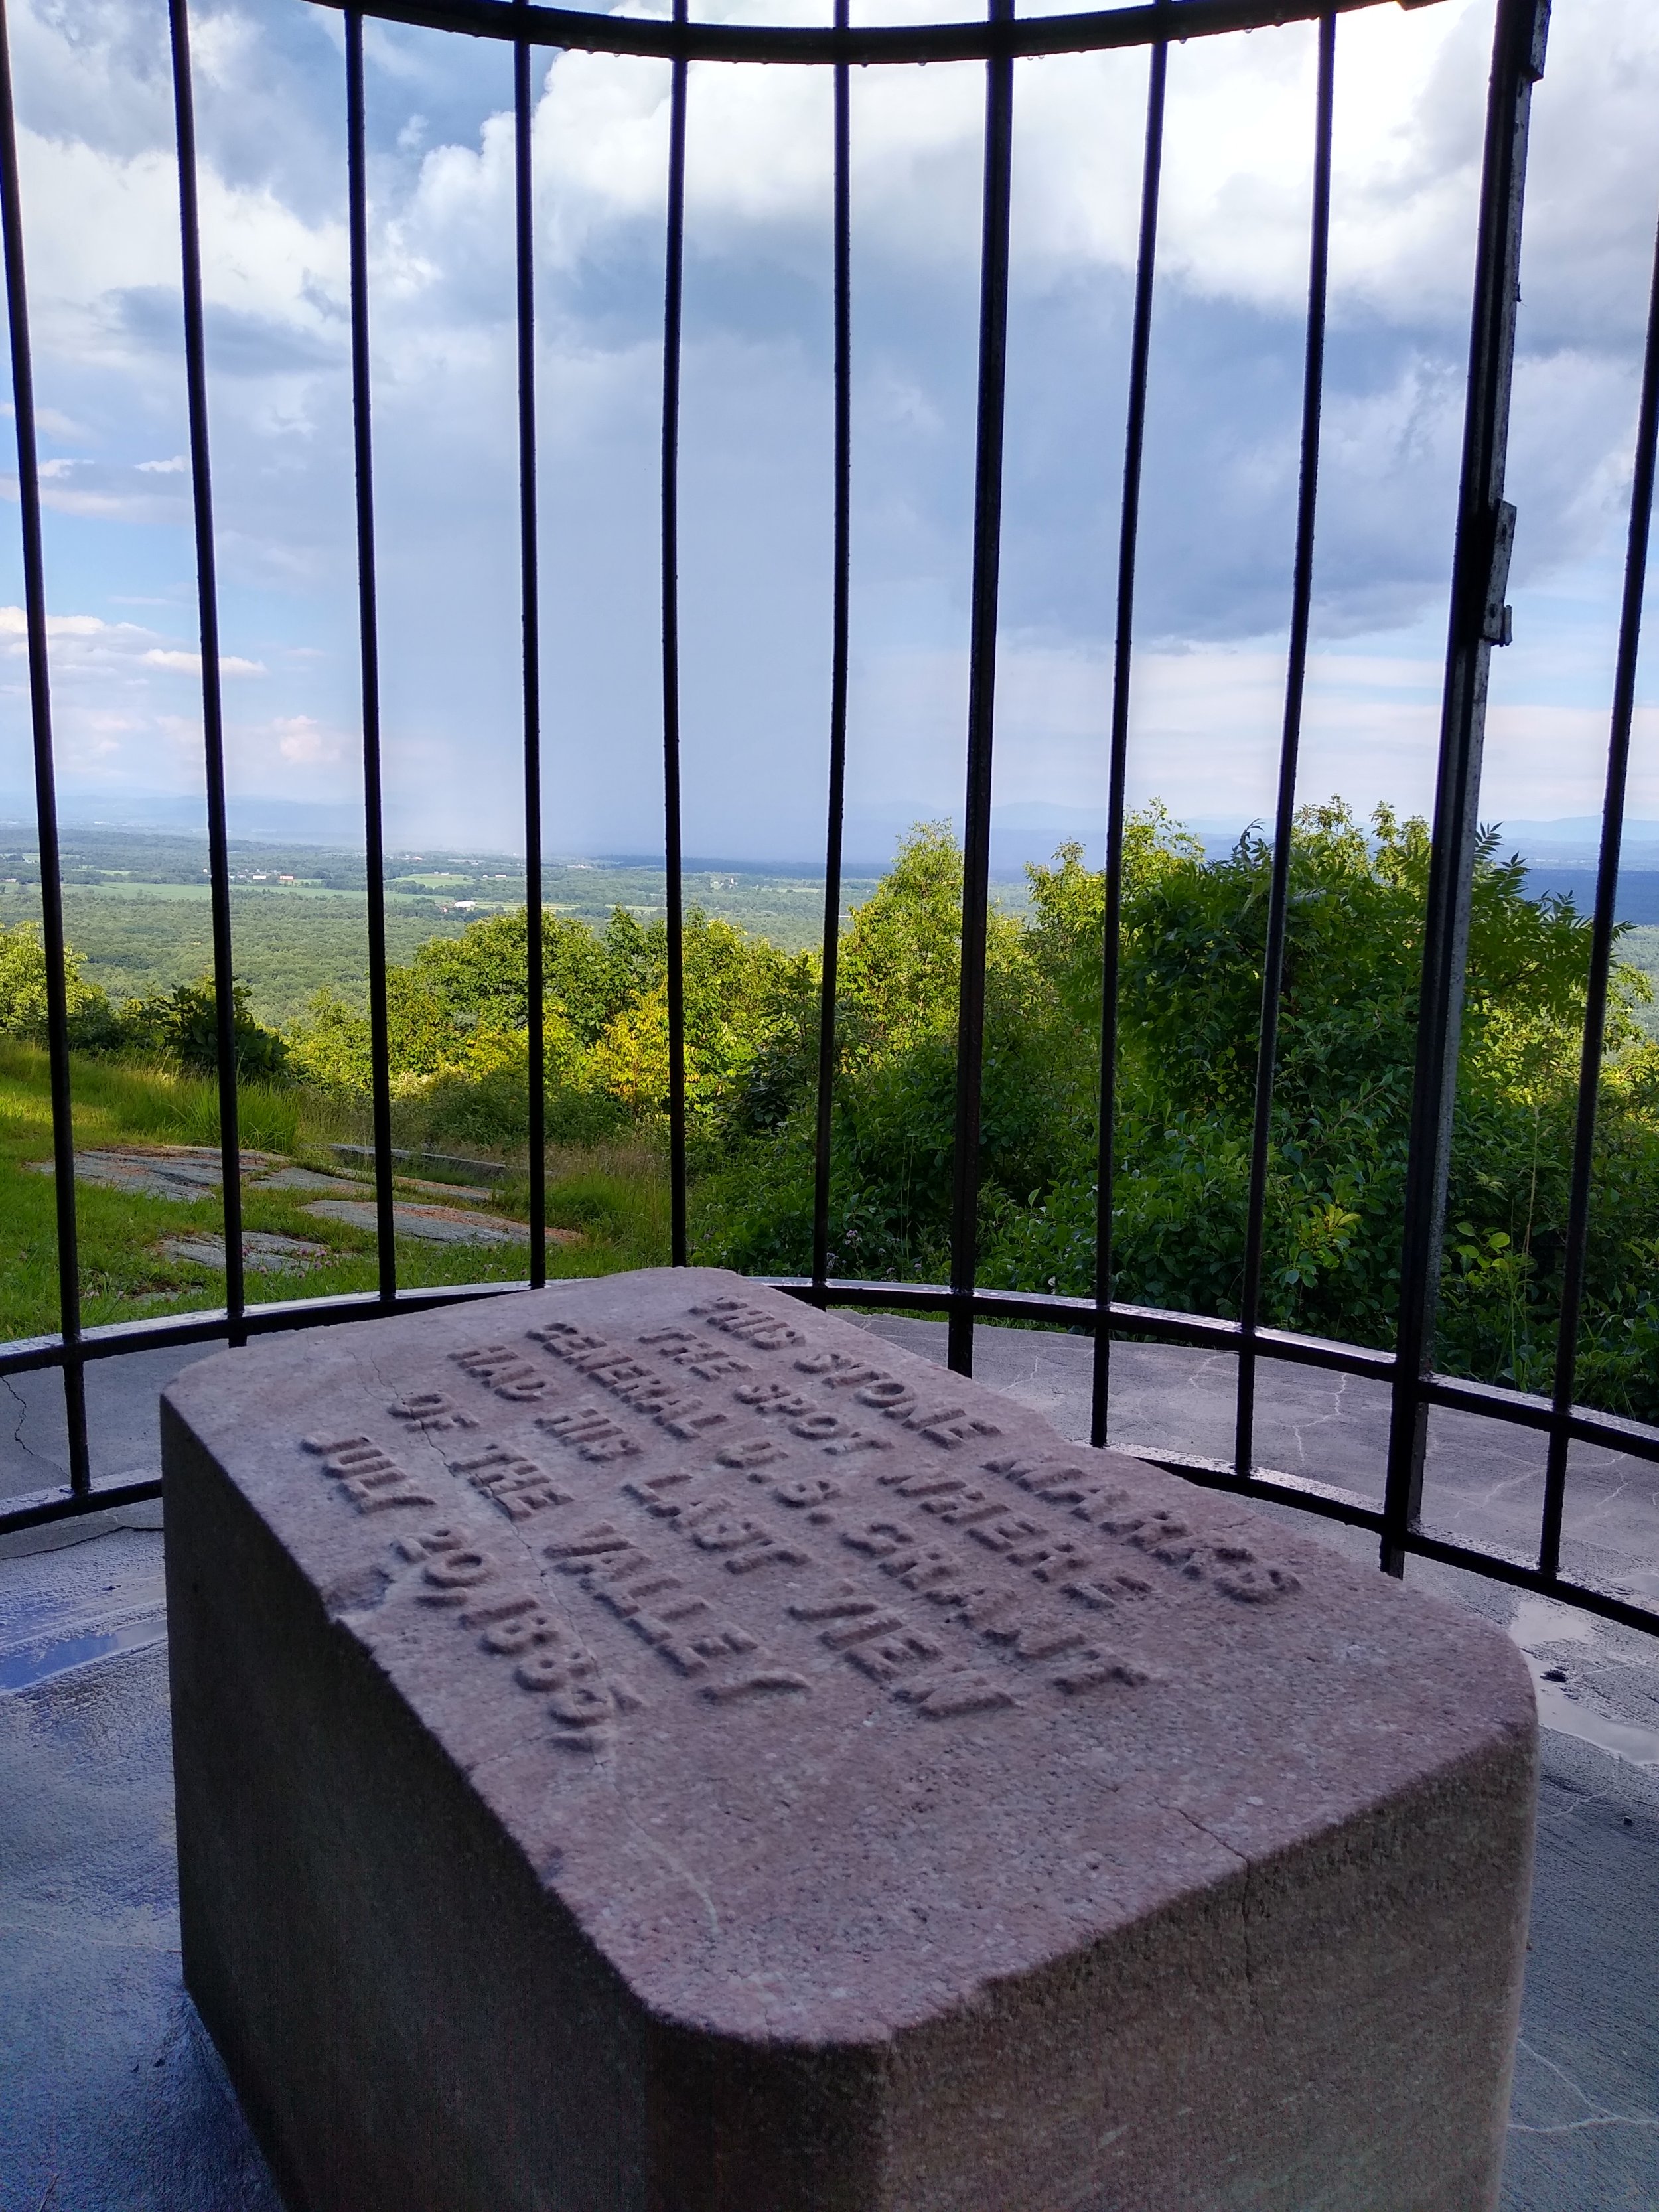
[
  {"x1": 1493, "y1": 817, "x2": 1659, "y2": 868},
  {"x1": 0, "y1": 792, "x2": 369, "y2": 846}
]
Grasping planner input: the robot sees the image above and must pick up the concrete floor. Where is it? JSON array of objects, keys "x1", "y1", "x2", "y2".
[{"x1": 1, "y1": 1317, "x2": 1656, "y2": 2209}]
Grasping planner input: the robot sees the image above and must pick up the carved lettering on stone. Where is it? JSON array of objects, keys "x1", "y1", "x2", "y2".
[
  {"x1": 981, "y1": 1457, "x2": 1305, "y2": 1607},
  {"x1": 685, "y1": 1295, "x2": 805, "y2": 1351},
  {"x1": 447, "y1": 1442, "x2": 573, "y2": 1522},
  {"x1": 297, "y1": 1277, "x2": 1295, "y2": 1760},
  {"x1": 530, "y1": 1321, "x2": 730, "y2": 1438},
  {"x1": 386, "y1": 1391, "x2": 478, "y2": 1434},
  {"x1": 303, "y1": 1434, "x2": 436, "y2": 1513},
  {"x1": 636, "y1": 1325, "x2": 753, "y2": 1380},
  {"x1": 834, "y1": 1371, "x2": 1004, "y2": 1448},
  {"x1": 534, "y1": 1404, "x2": 642, "y2": 1463},
  {"x1": 390, "y1": 1525, "x2": 638, "y2": 1751},
  {"x1": 545, "y1": 1523, "x2": 809, "y2": 1702},
  {"x1": 449, "y1": 1344, "x2": 554, "y2": 1402}
]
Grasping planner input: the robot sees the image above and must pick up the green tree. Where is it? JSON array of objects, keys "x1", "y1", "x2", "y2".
[
  {"x1": 699, "y1": 803, "x2": 1659, "y2": 1420},
  {"x1": 0, "y1": 919, "x2": 119, "y2": 1048}
]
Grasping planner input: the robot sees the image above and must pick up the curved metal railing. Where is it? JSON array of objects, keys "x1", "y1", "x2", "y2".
[{"x1": 1, "y1": 0, "x2": 1655, "y2": 1646}]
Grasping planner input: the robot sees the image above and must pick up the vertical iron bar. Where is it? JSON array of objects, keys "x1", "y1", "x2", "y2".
[
  {"x1": 1381, "y1": 0, "x2": 1548, "y2": 1576},
  {"x1": 662, "y1": 0, "x2": 689, "y2": 1266},
  {"x1": 811, "y1": 0, "x2": 853, "y2": 1303},
  {"x1": 1090, "y1": 31, "x2": 1168, "y2": 1447},
  {"x1": 169, "y1": 0, "x2": 246, "y2": 1345},
  {"x1": 0, "y1": 0, "x2": 88, "y2": 1490},
  {"x1": 1538, "y1": 203, "x2": 1659, "y2": 1579},
  {"x1": 1233, "y1": 9, "x2": 1334, "y2": 1479},
  {"x1": 346, "y1": 10, "x2": 397, "y2": 1303},
  {"x1": 946, "y1": 0, "x2": 1016, "y2": 1378},
  {"x1": 515, "y1": 12, "x2": 546, "y2": 1289}
]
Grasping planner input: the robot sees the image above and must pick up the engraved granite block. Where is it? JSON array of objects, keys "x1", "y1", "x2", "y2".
[{"x1": 163, "y1": 1269, "x2": 1536, "y2": 2212}]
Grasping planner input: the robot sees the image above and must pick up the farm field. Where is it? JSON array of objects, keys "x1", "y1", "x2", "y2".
[{"x1": 0, "y1": 825, "x2": 890, "y2": 1027}]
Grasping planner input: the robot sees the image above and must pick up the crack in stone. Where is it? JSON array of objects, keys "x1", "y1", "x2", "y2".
[
  {"x1": 4, "y1": 1372, "x2": 42, "y2": 1461},
  {"x1": 613, "y1": 1792, "x2": 722, "y2": 1943},
  {"x1": 1509, "y1": 2037, "x2": 1659, "y2": 2136},
  {"x1": 1164, "y1": 1799, "x2": 1249, "y2": 1874},
  {"x1": 1159, "y1": 1803, "x2": 1269, "y2": 2053}
]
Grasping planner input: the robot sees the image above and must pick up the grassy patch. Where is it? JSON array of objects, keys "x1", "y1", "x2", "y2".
[{"x1": 0, "y1": 1043, "x2": 670, "y2": 1343}]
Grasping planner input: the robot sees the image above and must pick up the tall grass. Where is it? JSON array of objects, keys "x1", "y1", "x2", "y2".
[
  {"x1": 494, "y1": 1140, "x2": 672, "y2": 1262},
  {"x1": 0, "y1": 1042, "x2": 672, "y2": 1341},
  {"x1": 58, "y1": 1051, "x2": 366, "y2": 1155}
]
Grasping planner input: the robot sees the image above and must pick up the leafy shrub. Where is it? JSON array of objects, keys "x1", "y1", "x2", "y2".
[{"x1": 118, "y1": 974, "x2": 288, "y2": 1078}]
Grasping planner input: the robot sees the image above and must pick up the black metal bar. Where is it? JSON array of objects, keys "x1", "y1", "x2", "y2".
[
  {"x1": 3, "y1": 1270, "x2": 1656, "y2": 1477},
  {"x1": 946, "y1": 0, "x2": 1016, "y2": 1379},
  {"x1": 1234, "y1": 9, "x2": 1333, "y2": 1479},
  {"x1": 0, "y1": 1278, "x2": 541, "y2": 1378},
  {"x1": 1380, "y1": 0, "x2": 1546, "y2": 1578},
  {"x1": 810, "y1": 0, "x2": 853, "y2": 1306},
  {"x1": 1392, "y1": 1536, "x2": 1659, "y2": 1639},
  {"x1": 1537, "y1": 202, "x2": 1659, "y2": 1579},
  {"x1": 1423, "y1": 1383, "x2": 1659, "y2": 1465},
  {"x1": 1150, "y1": 1461, "x2": 1659, "y2": 1639},
  {"x1": 0, "y1": 1246, "x2": 1650, "y2": 1615},
  {"x1": 3, "y1": 0, "x2": 1652, "y2": 1667},
  {"x1": 0, "y1": 1475, "x2": 165, "y2": 1540},
  {"x1": 515, "y1": 13, "x2": 547, "y2": 1289},
  {"x1": 1091, "y1": 31, "x2": 1167, "y2": 1448},
  {"x1": 0, "y1": 1282, "x2": 1377, "y2": 1379},
  {"x1": 311, "y1": 0, "x2": 1413, "y2": 70},
  {"x1": 661, "y1": 0, "x2": 689, "y2": 1266},
  {"x1": 0, "y1": 0, "x2": 89, "y2": 1495},
  {"x1": 346, "y1": 10, "x2": 398, "y2": 1303},
  {"x1": 169, "y1": 0, "x2": 246, "y2": 1345},
  {"x1": 772, "y1": 1276, "x2": 1393, "y2": 1361}
]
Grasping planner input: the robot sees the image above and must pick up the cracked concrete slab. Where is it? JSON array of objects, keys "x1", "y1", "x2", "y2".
[
  {"x1": 1, "y1": 1347, "x2": 210, "y2": 1507},
  {"x1": 0, "y1": 1621, "x2": 285, "y2": 2212},
  {"x1": 1500, "y1": 1733, "x2": 1659, "y2": 2209}
]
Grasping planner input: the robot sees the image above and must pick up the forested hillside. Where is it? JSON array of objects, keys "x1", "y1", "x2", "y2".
[{"x1": 2, "y1": 803, "x2": 1655, "y2": 1420}]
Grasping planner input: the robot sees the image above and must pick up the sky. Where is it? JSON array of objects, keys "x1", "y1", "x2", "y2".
[{"x1": 0, "y1": 0, "x2": 1656, "y2": 863}]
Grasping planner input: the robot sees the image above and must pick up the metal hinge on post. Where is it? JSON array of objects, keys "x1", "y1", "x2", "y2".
[{"x1": 1482, "y1": 499, "x2": 1516, "y2": 646}]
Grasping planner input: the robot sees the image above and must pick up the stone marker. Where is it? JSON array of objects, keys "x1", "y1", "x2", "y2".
[{"x1": 163, "y1": 1268, "x2": 1536, "y2": 2212}]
